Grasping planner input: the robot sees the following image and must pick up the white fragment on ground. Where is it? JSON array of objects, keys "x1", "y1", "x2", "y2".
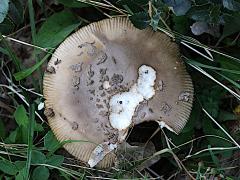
[
  {"x1": 190, "y1": 22, "x2": 209, "y2": 36},
  {"x1": 158, "y1": 121, "x2": 176, "y2": 134},
  {"x1": 109, "y1": 65, "x2": 156, "y2": 131},
  {"x1": 38, "y1": 102, "x2": 44, "y2": 111},
  {"x1": 88, "y1": 142, "x2": 117, "y2": 167}
]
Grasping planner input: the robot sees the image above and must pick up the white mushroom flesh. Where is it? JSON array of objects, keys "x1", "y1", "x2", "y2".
[{"x1": 109, "y1": 65, "x2": 156, "y2": 130}]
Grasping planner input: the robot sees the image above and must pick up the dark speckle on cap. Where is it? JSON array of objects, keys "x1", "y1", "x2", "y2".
[
  {"x1": 160, "y1": 102, "x2": 172, "y2": 115},
  {"x1": 70, "y1": 63, "x2": 83, "y2": 73},
  {"x1": 112, "y1": 56, "x2": 117, "y2": 64},
  {"x1": 72, "y1": 121, "x2": 79, "y2": 130},
  {"x1": 54, "y1": 59, "x2": 62, "y2": 65},
  {"x1": 96, "y1": 51, "x2": 108, "y2": 65},
  {"x1": 100, "y1": 91, "x2": 106, "y2": 97},
  {"x1": 100, "y1": 68, "x2": 107, "y2": 75},
  {"x1": 96, "y1": 104, "x2": 104, "y2": 109},
  {"x1": 149, "y1": 108, "x2": 154, "y2": 113},
  {"x1": 88, "y1": 65, "x2": 94, "y2": 78},
  {"x1": 158, "y1": 80, "x2": 164, "y2": 91},
  {"x1": 178, "y1": 91, "x2": 191, "y2": 102},
  {"x1": 87, "y1": 80, "x2": 94, "y2": 86},
  {"x1": 46, "y1": 66, "x2": 56, "y2": 74},
  {"x1": 110, "y1": 74, "x2": 123, "y2": 85},
  {"x1": 89, "y1": 89, "x2": 95, "y2": 95},
  {"x1": 44, "y1": 108, "x2": 55, "y2": 117},
  {"x1": 99, "y1": 85, "x2": 104, "y2": 90},
  {"x1": 78, "y1": 41, "x2": 97, "y2": 57},
  {"x1": 72, "y1": 76, "x2": 80, "y2": 89}
]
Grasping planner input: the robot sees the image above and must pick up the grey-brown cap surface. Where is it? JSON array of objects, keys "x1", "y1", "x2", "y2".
[{"x1": 43, "y1": 17, "x2": 194, "y2": 168}]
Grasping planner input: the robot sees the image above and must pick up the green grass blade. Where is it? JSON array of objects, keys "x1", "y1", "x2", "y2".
[
  {"x1": 28, "y1": 0, "x2": 43, "y2": 91},
  {"x1": 0, "y1": 33, "x2": 21, "y2": 71},
  {"x1": 0, "y1": 46, "x2": 9, "y2": 55},
  {"x1": 28, "y1": 0, "x2": 37, "y2": 45},
  {"x1": 25, "y1": 104, "x2": 35, "y2": 179},
  {"x1": 47, "y1": 139, "x2": 95, "y2": 157},
  {"x1": 214, "y1": 71, "x2": 240, "y2": 89},
  {"x1": 185, "y1": 59, "x2": 240, "y2": 75},
  {"x1": 186, "y1": 61, "x2": 240, "y2": 100},
  {"x1": 157, "y1": 26, "x2": 240, "y2": 63},
  {"x1": 203, "y1": 108, "x2": 240, "y2": 149},
  {"x1": 13, "y1": 51, "x2": 52, "y2": 81}
]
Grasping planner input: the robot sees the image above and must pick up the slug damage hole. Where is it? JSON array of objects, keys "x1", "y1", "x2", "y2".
[{"x1": 123, "y1": 121, "x2": 161, "y2": 168}]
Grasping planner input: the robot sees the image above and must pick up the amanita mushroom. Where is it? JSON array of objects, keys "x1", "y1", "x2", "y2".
[{"x1": 43, "y1": 17, "x2": 194, "y2": 168}]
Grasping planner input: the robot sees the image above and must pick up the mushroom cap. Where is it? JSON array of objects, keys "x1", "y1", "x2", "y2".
[{"x1": 43, "y1": 17, "x2": 194, "y2": 168}]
